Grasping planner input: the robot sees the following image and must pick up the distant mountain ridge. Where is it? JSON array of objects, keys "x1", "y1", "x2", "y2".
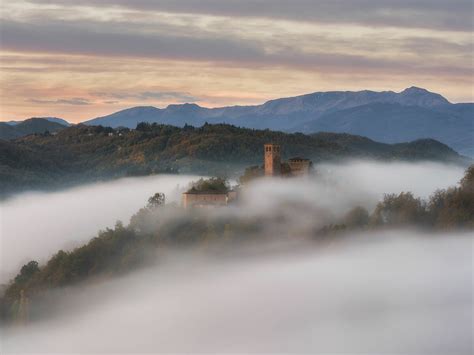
[
  {"x1": 5, "y1": 117, "x2": 70, "y2": 127},
  {"x1": 295, "y1": 102, "x2": 473, "y2": 156},
  {"x1": 0, "y1": 118, "x2": 69, "y2": 140},
  {"x1": 83, "y1": 87, "x2": 473, "y2": 156},
  {"x1": 85, "y1": 86, "x2": 450, "y2": 127}
]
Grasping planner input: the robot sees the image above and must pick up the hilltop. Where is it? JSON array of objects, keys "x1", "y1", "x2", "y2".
[
  {"x1": 5, "y1": 117, "x2": 70, "y2": 127},
  {"x1": 0, "y1": 117, "x2": 69, "y2": 140},
  {"x1": 0, "y1": 123, "x2": 467, "y2": 197}
]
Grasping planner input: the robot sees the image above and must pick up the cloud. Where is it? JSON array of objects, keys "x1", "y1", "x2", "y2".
[
  {"x1": 0, "y1": 174, "x2": 200, "y2": 282},
  {"x1": 94, "y1": 91, "x2": 198, "y2": 103},
  {"x1": 2, "y1": 232, "x2": 472, "y2": 353},
  {"x1": 28, "y1": 97, "x2": 91, "y2": 105},
  {"x1": 19, "y1": 0, "x2": 474, "y2": 32},
  {"x1": 0, "y1": 19, "x2": 264, "y2": 63},
  {"x1": 0, "y1": 160, "x2": 465, "y2": 282},
  {"x1": 1, "y1": 19, "x2": 471, "y2": 78},
  {"x1": 1, "y1": 160, "x2": 470, "y2": 353},
  {"x1": 137, "y1": 91, "x2": 197, "y2": 102},
  {"x1": 1, "y1": 0, "x2": 471, "y2": 119}
]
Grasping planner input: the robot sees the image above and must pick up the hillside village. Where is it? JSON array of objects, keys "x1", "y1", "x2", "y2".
[{"x1": 182, "y1": 143, "x2": 313, "y2": 208}]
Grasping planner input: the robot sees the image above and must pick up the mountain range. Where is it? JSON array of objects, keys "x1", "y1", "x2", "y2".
[
  {"x1": 2, "y1": 87, "x2": 472, "y2": 156},
  {"x1": 84, "y1": 87, "x2": 473, "y2": 157}
]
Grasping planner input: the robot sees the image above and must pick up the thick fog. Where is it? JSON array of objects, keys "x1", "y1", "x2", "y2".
[
  {"x1": 0, "y1": 174, "x2": 200, "y2": 282},
  {"x1": 240, "y1": 160, "x2": 466, "y2": 219},
  {"x1": 0, "y1": 160, "x2": 471, "y2": 353},
  {"x1": 0, "y1": 161, "x2": 465, "y2": 283},
  {"x1": 2, "y1": 231, "x2": 472, "y2": 354}
]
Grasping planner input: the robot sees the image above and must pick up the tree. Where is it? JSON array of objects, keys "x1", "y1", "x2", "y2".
[
  {"x1": 239, "y1": 165, "x2": 264, "y2": 185},
  {"x1": 186, "y1": 177, "x2": 229, "y2": 194},
  {"x1": 344, "y1": 206, "x2": 369, "y2": 228},
  {"x1": 147, "y1": 192, "x2": 165, "y2": 209},
  {"x1": 136, "y1": 122, "x2": 152, "y2": 131},
  {"x1": 460, "y1": 165, "x2": 474, "y2": 191},
  {"x1": 427, "y1": 165, "x2": 474, "y2": 228},
  {"x1": 370, "y1": 192, "x2": 428, "y2": 226},
  {"x1": 14, "y1": 261, "x2": 40, "y2": 284}
]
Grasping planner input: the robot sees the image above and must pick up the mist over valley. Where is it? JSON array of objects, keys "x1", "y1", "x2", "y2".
[
  {"x1": 1, "y1": 159, "x2": 472, "y2": 353},
  {"x1": 2, "y1": 231, "x2": 471, "y2": 353},
  {"x1": 1, "y1": 0, "x2": 473, "y2": 352}
]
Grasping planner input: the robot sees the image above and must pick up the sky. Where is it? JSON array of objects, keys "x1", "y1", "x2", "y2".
[{"x1": 0, "y1": 0, "x2": 472, "y2": 122}]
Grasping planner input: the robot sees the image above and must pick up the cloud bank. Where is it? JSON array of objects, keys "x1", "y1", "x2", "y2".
[
  {"x1": 0, "y1": 174, "x2": 200, "y2": 282},
  {"x1": 17, "y1": 0, "x2": 474, "y2": 32},
  {"x1": 0, "y1": 160, "x2": 470, "y2": 353},
  {"x1": 2, "y1": 231, "x2": 472, "y2": 353},
  {"x1": 0, "y1": 160, "x2": 465, "y2": 283}
]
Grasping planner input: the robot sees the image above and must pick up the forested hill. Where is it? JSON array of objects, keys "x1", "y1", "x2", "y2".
[
  {"x1": 0, "y1": 118, "x2": 68, "y2": 140},
  {"x1": 0, "y1": 123, "x2": 468, "y2": 196}
]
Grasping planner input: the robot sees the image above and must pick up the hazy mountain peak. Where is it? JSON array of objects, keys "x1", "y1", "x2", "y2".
[
  {"x1": 402, "y1": 86, "x2": 429, "y2": 93},
  {"x1": 166, "y1": 103, "x2": 202, "y2": 111},
  {"x1": 398, "y1": 86, "x2": 450, "y2": 106},
  {"x1": 109, "y1": 106, "x2": 161, "y2": 117},
  {"x1": 172, "y1": 102, "x2": 200, "y2": 107},
  {"x1": 121, "y1": 106, "x2": 159, "y2": 113}
]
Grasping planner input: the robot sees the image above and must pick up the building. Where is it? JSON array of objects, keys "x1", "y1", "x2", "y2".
[
  {"x1": 264, "y1": 143, "x2": 313, "y2": 177},
  {"x1": 264, "y1": 143, "x2": 281, "y2": 176},
  {"x1": 182, "y1": 189, "x2": 237, "y2": 208},
  {"x1": 182, "y1": 144, "x2": 311, "y2": 208},
  {"x1": 288, "y1": 157, "x2": 313, "y2": 176}
]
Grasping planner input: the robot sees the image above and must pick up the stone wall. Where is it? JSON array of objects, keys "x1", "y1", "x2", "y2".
[{"x1": 182, "y1": 193, "x2": 228, "y2": 208}]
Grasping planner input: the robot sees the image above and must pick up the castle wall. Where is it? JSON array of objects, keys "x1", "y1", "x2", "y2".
[
  {"x1": 227, "y1": 190, "x2": 238, "y2": 203},
  {"x1": 182, "y1": 193, "x2": 228, "y2": 208},
  {"x1": 288, "y1": 159, "x2": 312, "y2": 176}
]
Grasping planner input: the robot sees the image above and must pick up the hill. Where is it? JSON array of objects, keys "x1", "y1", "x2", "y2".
[
  {"x1": 83, "y1": 87, "x2": 473, "y2": 156},
  {"x1": 5, "y1": 117, "x2": 70, "y2": 127},
  {"x1": 0, "y1": 123, "x2": 468, "y2": 197},
  {"x1": 0, "y1": 118, "x2": 69, "y2": 140}
]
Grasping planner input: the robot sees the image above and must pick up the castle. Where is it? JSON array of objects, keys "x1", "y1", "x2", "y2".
[
  {"x1": 264, "y1": 143, "x2": 313, "y2": 177},
  {"x1": 182, "y1": 189, "x2": 237, "y2": 209},
  {"x1": 182, "y1": 144, "x2": 312, "y2": 208}
]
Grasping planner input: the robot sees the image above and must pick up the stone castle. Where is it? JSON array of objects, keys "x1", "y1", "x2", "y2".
[
  {"x1": 182, "y1": 143, "x2": 312, "y2": 208},
  {"x1": 264, "y1": 143, "x2": 312, "y2": 177}
]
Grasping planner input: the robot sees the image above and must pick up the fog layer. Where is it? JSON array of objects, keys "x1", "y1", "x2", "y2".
[
  {"x1": 1, "y1": 161, "x2": 466, "y2": 283},
  {"x1": 0, "y1": 160, "x2": 471, "y2": 353},
  {"x1": 0, "y1": 174, "x2": 200, "y2": 282},
  {"x1": 2, "y1": 231, "x2": 472, "y2": 353}
]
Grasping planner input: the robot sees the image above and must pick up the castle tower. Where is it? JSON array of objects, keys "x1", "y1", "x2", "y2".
[{"x1": 264, "y1": 143, "x2": 281, "y2": 176}]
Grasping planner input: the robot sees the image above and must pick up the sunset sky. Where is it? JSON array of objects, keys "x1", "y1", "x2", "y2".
[{"x1": 1, "y1": 0, "x2": 472, "y2": 122}]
